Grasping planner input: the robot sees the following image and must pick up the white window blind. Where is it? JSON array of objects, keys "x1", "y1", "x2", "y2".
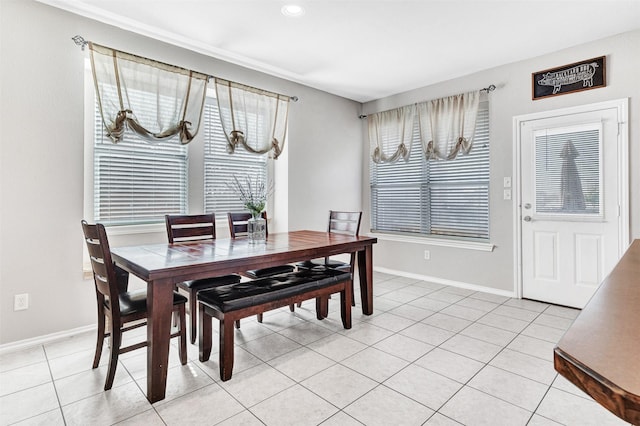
[
  {"x1": 93, "y1": 91, "x2": 188, "y2": 226},
  {"x1": 370, "y1": 103, "x2": 490, "y2": 239},
  {"x1": 203, "y1": 98, "x2": 268, "y2": 215}
]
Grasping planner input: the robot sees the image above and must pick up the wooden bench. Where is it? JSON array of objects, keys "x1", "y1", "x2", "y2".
[
  {"x1": 198, "y1": 268, "x2": 353, "y2": 381},
  {"x1": 554, "y1": 239, "x2": 640, "y2": 424}
]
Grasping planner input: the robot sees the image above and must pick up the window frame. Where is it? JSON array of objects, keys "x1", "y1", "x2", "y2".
[
  {"x1": 84, "y1": 70, "x2": 274, "y2": 236},
  {"x1": 369, "y1": 101, "x2": 494, "y2": 251},
  {"x1": 85, "y1": 61, "x2": 189, "y2": 232}
]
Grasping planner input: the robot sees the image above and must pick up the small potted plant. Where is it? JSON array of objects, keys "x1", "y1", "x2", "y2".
[{"x1": 227, "y1": 175, "x2": 269, "y2": 243}]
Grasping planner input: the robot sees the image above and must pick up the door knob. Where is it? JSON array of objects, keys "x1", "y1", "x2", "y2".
[
  {"x1": 524, "y1": 203, "x2": 531, "y2": 209},
  {"x1": 523, "y1": 216, "x2": 532, "y2": 222}
]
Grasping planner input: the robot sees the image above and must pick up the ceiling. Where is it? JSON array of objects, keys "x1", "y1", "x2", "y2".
[{"x1": 41, "y1": 0, "x2": 640, "y2": 103}]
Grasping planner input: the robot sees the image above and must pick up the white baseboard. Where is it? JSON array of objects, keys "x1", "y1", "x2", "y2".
[
  {"x1": 374, "y1": 266, "x2": 516, "y2": 298},
  {"x1": 0, "y1": 324, "x2": 96, "y2": 355}
]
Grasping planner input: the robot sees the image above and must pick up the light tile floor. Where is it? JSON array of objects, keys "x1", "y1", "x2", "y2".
[{"x1": 0, "y1": 272, "x2": 630, "y2": 426}]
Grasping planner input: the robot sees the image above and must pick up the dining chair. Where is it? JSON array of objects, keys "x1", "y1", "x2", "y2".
[
  {"x1": 81, "y1": 220, "x2": 188, "y2": 391},
  {"x1": 296, "y1": 210, "x2": 363, "y2": 311},
  {"x1": 227, "y1": 212, "x2": 296, "y2": 279},
  {"x1": 165, "y1": 214, "x2": 242, "y2": 343},
  {"x1": 227, "y1": 211, "x2": 296, "y2": 324}
]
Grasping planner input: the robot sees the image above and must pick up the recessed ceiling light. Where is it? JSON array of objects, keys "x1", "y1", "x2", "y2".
[{"x1": 281, "y1": 4, "x2": 305, "y2": 17}]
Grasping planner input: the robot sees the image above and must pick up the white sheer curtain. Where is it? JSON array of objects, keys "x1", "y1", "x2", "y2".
[
  {"x1": 369, "y1": 105, "x2": 416, "y2": 163},
  {"x1": 214, "y1": 78, "x2": 290, "y2": 159},
  {"x1": 418, "y1": 90, "x2": 480, "y2": 160},
  {"x1": 89, "y1": 42, "x2": 208, "y2": 145}
]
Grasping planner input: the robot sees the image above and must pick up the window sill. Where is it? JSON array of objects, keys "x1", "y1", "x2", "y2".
[{"x1": 368, "y1": 232, "x2": 495, "y2": 252}]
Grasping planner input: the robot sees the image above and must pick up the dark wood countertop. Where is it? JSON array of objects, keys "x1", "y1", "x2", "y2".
[{"x1": 554, "y1": 239, "x2": 640, "y2": 424}]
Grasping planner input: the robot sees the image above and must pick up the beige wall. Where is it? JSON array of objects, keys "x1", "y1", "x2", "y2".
[
  {"x1": 0, "y1": 0, "x2": 362, "y2": 345},
  {"x1": 362, "y1": 30, "x2": 640, "y2": 293}
]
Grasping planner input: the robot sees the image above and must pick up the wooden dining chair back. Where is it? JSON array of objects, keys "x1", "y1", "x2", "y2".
[
  {"x1": 295, "y1": 210, "x2": 362, "y2": 312},
  {"x1": 81, "y1": 220, "x2": 187, "y2": 390},
  {"x1": 165, "y1": 214, "x2": 241, "y2": 343},
  {"x1": 298, "y1": 210, "x2": 363, "y2": 271},
  {"x1": 227, "y1": 211, "x2": 268, "y2": 238},
  {"x1": 328, "y1": 210, "x2": 363, "y2": 237},
  {"x1": 227, "y1": 211, "x2": 295, "y2": 279},
  {"x1": 324, "y1": 210, "x2": 362, "y2": 269},
  {"x1": 166, "y1": 213, "x2": 217, "y2": 243}
]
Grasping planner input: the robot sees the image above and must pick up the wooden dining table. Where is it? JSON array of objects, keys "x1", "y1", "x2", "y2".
[
  {"x1": 110, "y1": 230, "x2": 377, "y2": 403},
  {"x1": 554, "y1": 239, "x2": 640, "y2": 424}
]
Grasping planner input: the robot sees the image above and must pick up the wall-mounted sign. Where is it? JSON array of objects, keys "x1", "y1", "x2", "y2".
[{"x1": 532, "y1": 56, "x2": 606, "y2": 100}]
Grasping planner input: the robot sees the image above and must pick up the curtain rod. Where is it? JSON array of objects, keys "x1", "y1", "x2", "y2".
[
  {"x1": 72, "y1": 35, "x2": 299, "y2": 102},
  {"x1": 357, "y1": 84, "x2": 496, "y2": 119}
]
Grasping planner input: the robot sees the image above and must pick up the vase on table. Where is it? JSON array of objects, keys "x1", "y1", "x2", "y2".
[{"x1": 248, "y1": 212, "x2": 266, "y2": 244}]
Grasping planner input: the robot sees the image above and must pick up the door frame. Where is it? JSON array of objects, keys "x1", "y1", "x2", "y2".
[{"x1": 513, "y1": 99, "x2": 629, "y2": 299}]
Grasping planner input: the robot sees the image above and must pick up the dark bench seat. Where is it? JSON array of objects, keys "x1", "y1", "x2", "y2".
[{"x1": 198, "y1": 268, "x2": 353, "y2": 381}]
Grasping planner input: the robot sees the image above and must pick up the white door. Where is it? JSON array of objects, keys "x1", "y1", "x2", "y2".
[{"x1": 519, "y1": 102, "x2": 626, "y2": 308}]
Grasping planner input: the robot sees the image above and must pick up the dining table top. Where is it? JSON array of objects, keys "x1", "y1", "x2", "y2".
[{"x1": 111, "y1": 229, "x2": 377, "y2": 282}]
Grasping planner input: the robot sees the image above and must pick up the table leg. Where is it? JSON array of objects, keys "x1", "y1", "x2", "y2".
[
  {"x1": 357, "y1": 245, "x2": 373, "y2": 315},
  {"x1": 146, "y1": 278, "x2": 174, "y2": 403}
]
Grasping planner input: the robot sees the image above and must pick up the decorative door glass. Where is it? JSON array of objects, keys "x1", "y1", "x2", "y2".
[{"x1": 533, "y1": 124, "x2": 602, "y2": 217}]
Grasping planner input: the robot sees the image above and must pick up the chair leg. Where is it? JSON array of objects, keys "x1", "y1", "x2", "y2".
[
  {"x1": 257, "y1": 313, "x2": 263, "y2": 323},
  {"x1": 199, "y1": 303, "x2": 212, "y2": 362},
  {"x1": 351, "y1": 280, "x2": 356, "y2": 307},
  {"x1": 104, "y1": 325, "x2": 121, "y2": 391},
  {"x1": 289, "y1": 304, "x2": 295, "y2": 312},
  {"x1": 189, "y1": 291, "x2": 197, "y2": 344},
  {"x1": 235, "y1": 320, "x2": 241, "y2": 329},
  {"x1": 296, "y1": 302, "x2": 302, "y2": 308},
  {"x1": 340, "y1": 287, "x2": 353, "y2": 330},
  {"x1": 178, "y1": 304, "x2": 187, "y2": 365},
  {"x1": 93, "y1": 312, "x2": 105, "y2": 368}
]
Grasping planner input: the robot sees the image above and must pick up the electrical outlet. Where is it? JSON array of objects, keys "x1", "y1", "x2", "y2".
[
  {"x1": 424, "y1": 250, "x2": 430, "y2": 260},
  {"x1": 503, "y1": 189, "x2": 512, "y2": 200},
  {"x1": 14, "y1": 293, "x2": 29, "y2": 311},
  {"x1": 503, "y1": 177, "x2": 512, "y2": 188}
]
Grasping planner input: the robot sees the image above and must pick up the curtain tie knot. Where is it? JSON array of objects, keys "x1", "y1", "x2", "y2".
[
  {"x1": 227, "y1": 130, "x2": 245, "y2": 154},
  {"x1": 178, "y1": 120, "x2": 194, "y2": 144},
  {"x1": 271, "y1": 139, "x2": 282, "y2": 159}
]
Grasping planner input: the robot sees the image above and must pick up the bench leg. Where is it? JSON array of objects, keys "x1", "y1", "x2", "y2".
[
  {"x1": 198, "y1": 304, "x2": 212, "y2": 362},
  {"x1": 341, "y1": 287, "x2": 352, "y2": 330},
  {"x1": 316, "y1": 296, "x2": 329, "y2": 319},
  {"x1": 315, "y1": 297, "x2": 324, "y2": 320},
  {"x1": 219, "y1": 318, "x2": 235, "y2": 381}
]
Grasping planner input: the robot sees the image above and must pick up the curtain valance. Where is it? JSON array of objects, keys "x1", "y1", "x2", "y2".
[
  {"x1": 368, "y1": 90, "x2": 481, "y2": 163},
  {"x1": 89, "y1": 42, "x2": 209, "y2": 145},
  {"x1": 214, "y1": 78, "x2": 290, "y2": 159},
  {"x1": 419, "y1": 91, "x2": 480, "y2": 160},
  {"x1": 369, "y1": 105, "x2": 416, "y2": 164}
]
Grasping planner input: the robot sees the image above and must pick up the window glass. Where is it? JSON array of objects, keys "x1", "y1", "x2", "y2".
[{"x1": 534, "y1": 125, "x2": 601, "y2": 216}]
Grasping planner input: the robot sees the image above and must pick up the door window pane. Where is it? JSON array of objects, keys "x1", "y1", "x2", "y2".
[{"x1": 534, "y1": 124, "x2": 601, "y2": 216}]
